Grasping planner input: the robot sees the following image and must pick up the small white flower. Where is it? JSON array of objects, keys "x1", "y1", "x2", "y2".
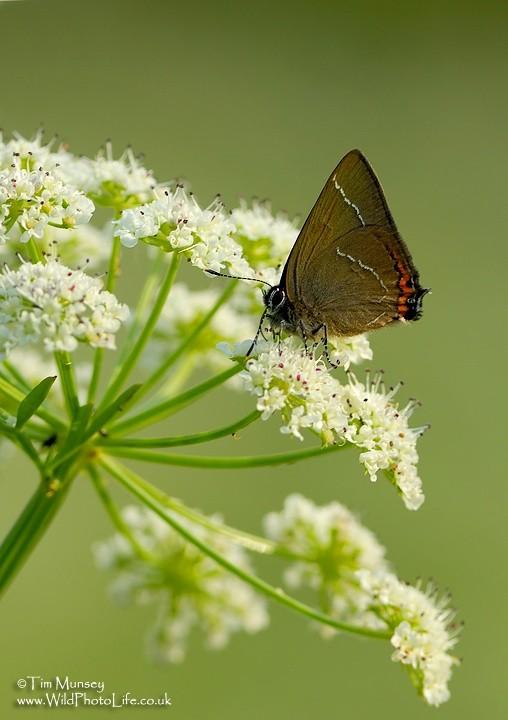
[
  {"x1": 94, "y1": 505, "x2": 269, "y2": 663},
  {"x1": 0, "y1": 160, "x2": 94, "y2": 243},
  {"x1": 0, "y1": 260, "x2": 129, "y2": 356},
  {"x1": 231, "y1": 199, "x2": 299, "y2": 269},
  {"x1": 241, "y1": 338, "x2": 426, "y2": 509},
  {"x1": 241, "y1": 337, "x2": 350, "y2": 441},
  {"x1": 357, "y1": 570, "x2": 459, "y2": 706},
  {"x1": 0, "y1": 132, "x2": 156, "y2": 208},
  {"x1": 326, "y1": 333, "x2": 373, "y2": 370},
  {"x1": 58, "y1": 144, "x2": 157, "y2": 204},
  {"x1": 264, "y1": 494, "x2": 389, "y2": 634},
  {"x1": 114, "y1": 186, "x2": 252, "y2": 277},
  {"x1": 0, "y1": 129, "x2": 55, "y2": 170},
  {"x1": 344, "y1": 372, "x2": 426, "y2": 510}
]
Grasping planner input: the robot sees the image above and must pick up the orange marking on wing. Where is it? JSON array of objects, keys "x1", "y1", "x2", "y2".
[{"x1": 395, "y1": 259, "x2": 416, "y2": 317}]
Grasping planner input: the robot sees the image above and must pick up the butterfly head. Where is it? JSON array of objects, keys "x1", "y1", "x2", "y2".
[{"x1": 263, "y1": 285, "x2": 293, "y2": 328}]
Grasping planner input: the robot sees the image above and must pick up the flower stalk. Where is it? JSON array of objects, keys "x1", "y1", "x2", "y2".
[
  {"x1": 99, "y1": 455, "x2": 391, "y2": 641},
  {"x1": 98, "y1": 252, "x2": 180, "y2": 411},
  {"x1": 108, "y1": 363, "x2": 244, "y2": 435},
  {"x1": 101, "y1": 441, "x2": 350, "y2": 469}
]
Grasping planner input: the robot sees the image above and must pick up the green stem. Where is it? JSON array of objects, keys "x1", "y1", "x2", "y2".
[
  {"x1": 87, "y1": 350, "x2": 104, "y2": 406},
  {"x1": 98, "y1": 253, "x2": 181, "y2": 412},
  {"x1": 0, "y1": 370, "x2": 94, "y2": 595},
  {"x1": 100, "y1": 456, "x2": 389, "y2": 641},
  {"x1": 106, "y1": 235, "x2": 122, "y2": 293},
  {"x1": 26, "y1": 238, "x2": 44, "y2": 263},
  {"x1": 0, "y1": 375, "x2": 65, "y2": 431},
  {"x1": 116, "y1": 252, "x2": 161, "y2": 365},
  {"x1": 87, "y1": 466, "x2": 155, "y2": 562},
  {"x1": 87, "y1": 237, "x2": 123, "y2": 404},
  {"x1": 99, "y1": 458, "x2": 274, "y2": 555},
  {"x1": 102, "y1": 439, "x2": 350, "y2": 469},
  {"x1": 156, "y1": 356, "x2": 196, "y2": 398},
  {"x1": 98, "y1": 410, "x2": 260, "y2": 448},
  {"x1": 135, "y1": 280, "x2": 238, "y2": 403},
  {"x1": 3, "y1": 430, "x2": 45, "y2": 472},
  {"x1": 0, "y1": 475, "x2": 73, "y2": 596},
  {"x1": 2, "y1": 361, "x2": 31, "y2": 392},
  {"x1": 108, "y1": 363, "x2": 243, "y2": 436},
  {"x1": 54, "y1": 351, "x2": 79, "y2": 417}
]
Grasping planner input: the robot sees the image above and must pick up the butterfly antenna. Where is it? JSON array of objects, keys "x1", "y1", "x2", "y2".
[
  {"x1": 246, "y1": 307, "x2": 269, "y2": 357},
  {"x1": 206, "y1": 269, "x2": 272, "y2": 288}
]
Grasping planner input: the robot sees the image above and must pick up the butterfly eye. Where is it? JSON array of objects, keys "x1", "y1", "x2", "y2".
[{"x1": 267, "y1": 287, "x2": 286, "y2": 311}]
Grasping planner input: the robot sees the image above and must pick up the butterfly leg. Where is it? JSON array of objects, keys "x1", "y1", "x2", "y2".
[
  {"x1": 320, "y1": 324, "x2": 340, "y2": 368},
  {"x1": 274, "y1": 326, "x2": 283, "y2": 352},
  {"x1": 246, "y1": 307, "x2": 269, "y2": 357},
  {"x1": 297, "y1": 321, "x2": 311, "y2": 356}
]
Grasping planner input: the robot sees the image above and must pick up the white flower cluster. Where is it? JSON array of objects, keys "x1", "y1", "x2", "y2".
[
  {"x1": 57, "y1": 144, "x2": 157, "y2": 205},
  {"x1": 0, "y1": 260, "x2": 129, "y2": 355},
  {"x1": 94, "y1": 505, "x2": 269, "y2": 663},
  {"x1": 241, "y1": 338, "x2": 425, "y2": 509},
  {"x1": 345, "y1": 372, "x2": 425, "y2": 510},
  {"x1": 114, "y1": 186, "x2": 252, "y2": 276},
  {"x1": 231, "y1": 199, "x2": 299, "y2": 272},
  {"x1": 264, "y1": 494, "x2": 389, "y2": 634},
  {"x1": 241, "y1": 337, "x2": 351, "y2": 439},
  {"x1": 0, "y1": 160, "x2": 94, "y2": 244},
  {"x1": 0, "y1": 131, "x2": 157, "y2": 202},
  {"x1": 0, "y1": 129, "x2": 60, "y2": 170},
  {"x1": 358, "y1": 571, "x2": 459, "y2": 706},
  {"x1": 326, "y1": 333, "x2": 372, "y2": 370},
  {"x1": 264, "y1": 495, "x2": 458, "y2": 705}
]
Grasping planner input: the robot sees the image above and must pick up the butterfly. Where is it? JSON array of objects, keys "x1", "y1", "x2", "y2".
[
  {"x1": 211, "y1": 150, "x2": 428, "y2": 359},
  {"x1": 259, "y1": 150, "x2": 427, "y2": 350}
]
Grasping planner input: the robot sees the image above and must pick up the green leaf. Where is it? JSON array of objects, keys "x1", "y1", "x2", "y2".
[{"x1": 15, "y1": 376, "x2": 57, "y2": 430}]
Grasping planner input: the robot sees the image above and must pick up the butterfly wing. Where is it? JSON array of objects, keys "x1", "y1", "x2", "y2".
[{"x1": 282, "y1": 150, "x2": 425, "y2": 335}]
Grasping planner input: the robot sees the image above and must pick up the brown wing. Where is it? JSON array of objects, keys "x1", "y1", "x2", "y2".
[
  {"x1": 300, "y1": 226, "x2": 403, "y2": 336},
  {"x1": 281, "y1": 149, "x2": 424, "y2": 333}
]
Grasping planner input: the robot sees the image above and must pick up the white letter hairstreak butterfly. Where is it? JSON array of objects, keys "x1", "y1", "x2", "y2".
[{"x1": 210, "y1": 149, "x2": 428, "y2": 361}]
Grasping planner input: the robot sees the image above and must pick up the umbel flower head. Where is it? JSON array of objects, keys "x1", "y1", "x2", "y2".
[
  {"x1": 0, "y1": 131, "x2": 157, "y2": 207},
  {"x1": 0, "y1": 128, "x2": 67, "y2": 174},
  {"x1": 0, "y1": 259, "x2": 129, "y2": 355},
  {"x1": 0, "y1": 159, "x2": 94, "y2": 244},
  {"x1": 94, "y1": 505, "x2": 269, "y2": 663},
  {"x1": 358, "y1": 571, "x2": 460, "y2": 706},
  {"x1": 264, "y1": 494, "x2": 389, "y2": 633},
  {"x1": 57, "y1": 143, "x2": 158, "y2": 208},
  {"x1": 241, "y1": 338, "x2": 425, "y2": 509},
  {"x1": 114, "y1": 186, "x2": 252, "y2": 277},
  {"x1": 231, "y1": 199, "x2": 299, "y2": 276}
]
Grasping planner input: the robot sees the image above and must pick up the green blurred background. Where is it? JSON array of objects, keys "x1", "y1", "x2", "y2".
[{"x1": 1, "y1": 0, "x2": 506, "y2": 717}]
